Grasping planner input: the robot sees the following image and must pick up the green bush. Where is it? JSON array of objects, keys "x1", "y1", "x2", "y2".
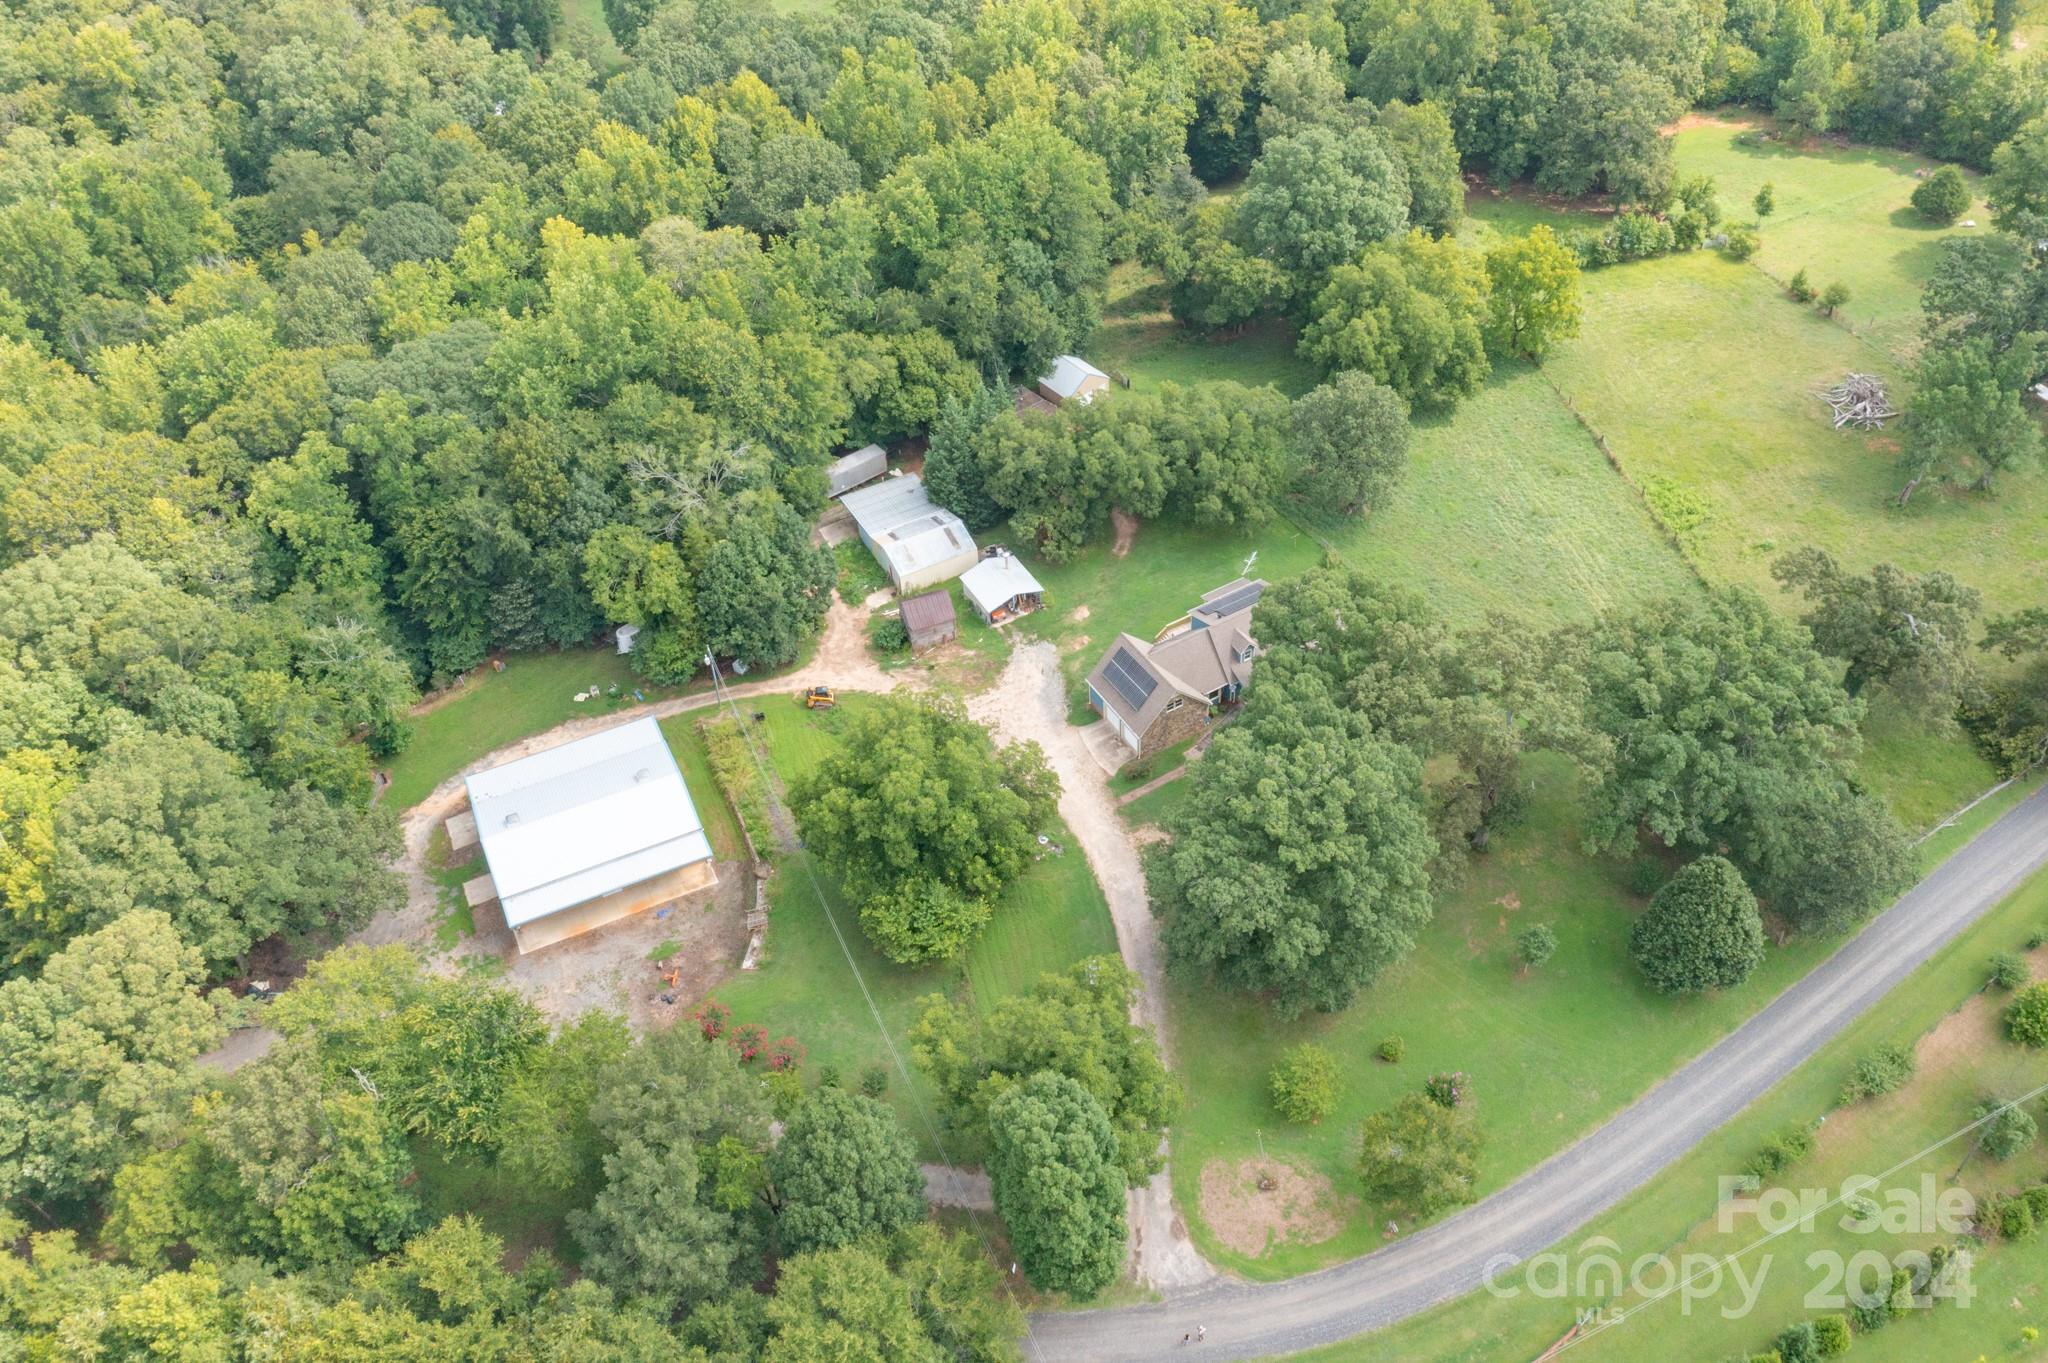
[
  {"x1": 1723, "y1": 224, "x2": 1761, "y2": 260},
  {"x1": 2007, "y1": 983, "x2": 2048, "y2": 1046},
  {"x1": 1630, "y1": 855, "x2": 1766, "y2": 994},
  {"x1": 1990, "y1": 949, "x2": 2029, "y2": 990},
  {"x1": 1811, "y1": 1313, "x2": 1850, "y2": 1357},
  {"x1": 1774, "y1": 1320, "x2": 1818, "y2": 1363},
  {"x1": 1377, "y1": 1036, "x2": 1405, "y2": 1063},
  {"x1": 1789, "y1": 268, "x2": 1815, "y2": 302},
  {"x1": 1269, "y1": 1043, "x2": 1341, "y2": 1124},
  {"x1": 2024, "y1": 1184, "x2": 2048, "y2": 1221},
  {"x1": 1995, "y1": 1193, "x2": 2036, "y2": 1238},
  {"x1": 1910, "y1": 165, "x2": 1971, "y2": 224},
  {"x1": 1515, "y1": 923, "x2": 1558, "y2": 968},
  {"x1": 1627, "y1": 858, "x2": 1667, "y2": 897},
  {"x1": 860, "y1": 1064, "x2": 889, "y2": 1098},
  {"x1": 1839, "y1": 1041, "x2": 1915, "y2": 1103},
  {"x1": 1745, "y1": 1122, "x2": 1816, "y2": 1180},
  {"x1": 1978, "y1": 1097, "x2": 2038, "y2": 1159},
  {"x1": 1818, "y1": 282, "x2": 1850, "y2": 316},
  {"x1": 869, "y1": 614, "x2": 910, "y2": 653},
  {"x1": 2027, "y1": 929, "x2": 2046, "y2": 950}
]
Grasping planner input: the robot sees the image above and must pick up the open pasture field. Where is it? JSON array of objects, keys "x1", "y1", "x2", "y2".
[{"x1": 1545, "y1": 249, "x2": 2048, "y2": 622}]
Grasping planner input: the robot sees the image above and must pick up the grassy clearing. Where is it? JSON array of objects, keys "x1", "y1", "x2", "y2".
[
  {"x1": 1167, "y1": 752, "x2": 1848, "y2": 1279},
  {"x1": 556, "y1": 0, "x2": 623, "y2": 73},
  {"x1": 675, "y1": 695, "x2": 1119, "y2": 1160},
  {"x1": 1307, "y1": 362, "x2": 1700, "y2": 624},
  {"x1": 1122, "y1": 770, "x2": 1196, "y2": 830},
  {"x1": 1544, "y1": 249, "x2": 2048, "y2": 622},
  {"x1": 1670, "y1": 115, "x2": 1982, "y2": 361},
  {"x1": 382, "y1": 648, "x2": 683, "y2": 810},
  {"x1": 423, "y1": 825, "x2": 480, "y2": 949},
  {"x1": 1095, "y1": 262, "x2": 1317, "y2": 396},
  {"x1": 1283, "y1": 859, "x2": 2048, "y2": 1363},
  {"x1": 833, "y1": 538, "x2": 890, "y2": 603}
]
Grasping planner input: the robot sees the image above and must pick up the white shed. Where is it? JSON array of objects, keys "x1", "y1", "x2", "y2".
[
  {"x1": 614, "y1": 623, "x2": 640, "y2": 655},
  {"x1": 1036, "y1": 354, "x2": 1111, "y2": 406},
  {"x1": 960, "y1": 550, "x2": 1045, "y2": 624},
  {"x1": 827, "y1": 443, "x2": 888, "y2": 498}
]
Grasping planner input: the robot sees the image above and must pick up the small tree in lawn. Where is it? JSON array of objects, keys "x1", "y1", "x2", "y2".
[
  {"x1": 1976, "y1": 1098, "x2": 2038, "y2": 1160},
  {"x1": 987, "y1": 1072, "x2": 1127, "y2": 1298},
  {"x1": 1754, "y1": 182, "x2": 1775, "y2": 218},
  {"x1": 1628, "y1": 856, "x2": 1766, "y2": 995},
  {"x1": 1358, "y1": 1092, "x2": 1479, "y2": 1216},
  {"x1": 769, "y1": 1087, "x2": 926, "y2": 1255},
  {"x1": 1270, "y1": 1043, "x2": 1340, "y2": 1124},
  {"x1": 1722, "y1": 224, "x2": 1760, "y2": 260},
  {"x1": 791, "y1": 696, "x2": 1059, "y2": 963},
  {"x1": 1819, "y1": 282, "x2": 1850, "y2": 316},
  {"x1": 1911, "y1": 165, "x2": 1971, "y2": 225},
  {"x1": 1515, "y1": 924, "x2": 1558, "y2": 969},
  {"x1": 2007, "y1": 983, "x2": 2048, "y2": 1046},
  {"x1": 1289, "y1": 370, "x2": 1411, "y2": 518},
  {"x1": 1789, "y1": 268, "x2": 1814, "y2": 302}
]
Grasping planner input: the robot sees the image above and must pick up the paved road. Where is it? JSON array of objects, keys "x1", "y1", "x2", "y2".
[{"x1": 1025, "y1": 784, "x2": 2048, "y2": 1362}]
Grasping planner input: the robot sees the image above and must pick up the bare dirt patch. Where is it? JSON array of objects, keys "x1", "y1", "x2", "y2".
[
  {"x1": 1817, "y1": 989, "x2": 2006, "y2": 1157},
  {"x1": 1199, "y1": 1157, "x2": 1352, "y2": 1258},
  {"x1": 1111, "y1": 509, "x2": 1139, "y2": 557},
  {"x1": 1069, "y1": 604, "x2": 1090, "y2": 622},
  {"x1": 450, "y1": 866, "x2": 751, "y2": 1031}
]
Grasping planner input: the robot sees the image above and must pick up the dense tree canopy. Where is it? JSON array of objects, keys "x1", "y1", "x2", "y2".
[
  {"x1": 769, "y1": 1087, "x2": 925, "y2": 1255},
  {"x1": 1771, "y1": 547, "x2": 1982, "y2": 713},
  {"x1": 791, "y1": 698, "x2": 1059, "y2": 962},
  {"x1": 1574, "y1": 588, "x2": 1912, "y2": 932},
  {"x1": 1155, "y1": 664, "x2": 1436, "y2": 1016},
  {"x1": 986, "y1": 1071, "x2": 1128, "y2": 1299},
  {"x1": 911, "y1": 956, "x2": 1179, "y2": 1181}
]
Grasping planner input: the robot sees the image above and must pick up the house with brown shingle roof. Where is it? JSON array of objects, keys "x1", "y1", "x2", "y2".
[{"x1": 1084, "y1": 578, "x2": 1266, "y2": 758}]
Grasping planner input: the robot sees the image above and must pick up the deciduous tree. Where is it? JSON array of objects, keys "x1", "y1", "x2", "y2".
[
  {"x1": 987, "y1": 1072, "x2": 1127, "y2": 1298},
  {"x1": 1628, "y1": 855, "x2": 1766, "y2": 994}
]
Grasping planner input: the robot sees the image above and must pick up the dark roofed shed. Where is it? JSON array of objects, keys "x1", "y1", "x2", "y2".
[{"x1": 899, "y1": 590, "x2": 958, "y2": 651}]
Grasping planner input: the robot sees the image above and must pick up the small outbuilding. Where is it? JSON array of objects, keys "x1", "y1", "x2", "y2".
[
  {"x1": 1037, "y1": 355, "x2": 1111, "y2": 407},
  {"x1": 960, "y1": 549, "x2": 1044, "y2": 625},
  {"x1": 613, "y1": 623, "x2": 639, "y2": 655},
  {"x1": 899, "y1": 589, "x2": 958, "y2": 651},
  {"x1": 839, "y1": 473, "x2": 979, "y2": 591},
  {"x1": 461, "y1": 716, "x2": 718, "y2": 954},
  {"x1": 827, "y1": 443, "x2": 888, "y2": 498}
]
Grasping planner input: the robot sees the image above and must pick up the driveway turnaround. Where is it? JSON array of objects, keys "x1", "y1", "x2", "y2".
[{"x1": 1024, "y1": 784, "x2": 2048, "y2": 1362}]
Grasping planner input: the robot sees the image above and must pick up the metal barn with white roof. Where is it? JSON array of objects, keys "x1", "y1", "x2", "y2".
[
  {"x1": 1036, "y1": 354, "x2": 1111, "y2": 406},
  {"x1": 959, "y1": 549, "x2": 1045, "y2": 624},
  {"x1": 461, "y1": 716, "x2": 717, "y2": 954},
  {"x1": 838, "y1": 473, "x2": 979, "y2": 592}
]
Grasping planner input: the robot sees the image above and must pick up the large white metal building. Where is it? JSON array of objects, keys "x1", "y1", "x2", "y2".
[
  {"x1": 460, "y1": 716, "x2": 717, "y2": 954},
  {"x1": 839, "y1": 473, "x2": 979, "y2": 592}
]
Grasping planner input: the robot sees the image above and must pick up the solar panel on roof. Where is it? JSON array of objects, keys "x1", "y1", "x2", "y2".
[
  {"x1": 1200, "y1": 581, "x2": 1264, "y2": 618},
  {"x1": 1103, "y1": 647, "x2": 1157, "y2": 712}
]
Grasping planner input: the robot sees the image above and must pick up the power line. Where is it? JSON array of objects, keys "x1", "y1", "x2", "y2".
[{"x1": 701, "y1": 657, "x2": 1053, "y2": 1362}]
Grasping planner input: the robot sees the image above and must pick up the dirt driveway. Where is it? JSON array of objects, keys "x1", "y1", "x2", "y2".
[{"x1": 968, "y1": 641, "x2": 1216, "y2": 1292}]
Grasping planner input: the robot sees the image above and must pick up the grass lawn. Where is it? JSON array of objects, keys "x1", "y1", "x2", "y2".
[
  {"x1": 1543, "y1": 249, "x2": 2048, "y2": 624},
  {"x1": 1122, "y1": 769, "x2": 1197, "y2": 829},
  {"x1": 668, "y1": 695, "x2": 1119, "y2": 1161},
  {"x1": 1307, "y1": 361, "x2": 1700, "y2": 625},
  {"x1": 382, "y1": 647, "x2": 685, "y2": 810},
  {"x1": 1670, "y1": 114, "x2": 1983, "y2": 362},
  {"x1": 557, "y1": 0, "x2": 623, "y2": 73},
  {"x1": 1167, "y1": 751, "x2": 1847, "y2": 1279},
  {"x1": 1095, "y1": 262, "x2": 1317, "y2": 397},
  {"x1": 1287, "y1": 856, "x2": 2048, "y2": 1363}
]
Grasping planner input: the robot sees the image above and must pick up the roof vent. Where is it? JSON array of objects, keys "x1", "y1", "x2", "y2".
[
  {"x1": 635, "y1": 768, "x2": 653, "y2": 783},
  {"x1": 503, "y1": 812, "x2": 521, "y2": 827}
]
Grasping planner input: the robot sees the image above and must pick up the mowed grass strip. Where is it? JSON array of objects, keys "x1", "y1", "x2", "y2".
[
  {"x1": 1288, "y1": 857, "x2": 2048, "y2": 1363},
  {"x1": 1544, "y1": 249, "x2": 2048, "y2": 620},
  {"x1": 671, "y1": 694, "x2": 1120, "y2": 1160}
]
